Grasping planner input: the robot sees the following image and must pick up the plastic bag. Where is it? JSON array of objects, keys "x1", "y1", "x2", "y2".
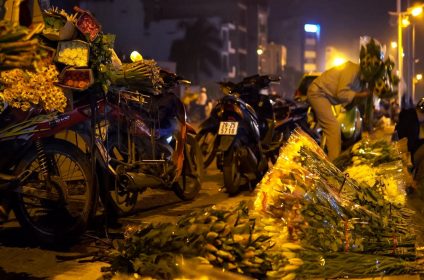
[{"x1": 254, "y1": 128, "x2": 415, "y2": 255}]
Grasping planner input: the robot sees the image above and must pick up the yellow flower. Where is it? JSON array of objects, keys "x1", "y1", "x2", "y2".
[{"x1": 0, "y1": 65, "x2": 66, "y2": 112}]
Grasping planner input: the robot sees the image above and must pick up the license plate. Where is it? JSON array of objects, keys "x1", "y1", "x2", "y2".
[{"x1": 218, "y1": 122, "x2": 238, "y2": 135}]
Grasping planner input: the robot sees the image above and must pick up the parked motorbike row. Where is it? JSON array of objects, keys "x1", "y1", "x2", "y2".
[
  {"x1": 197, "y1": 74, "x2": 363, "y2": 195},
  {"x1": 0, "y1": 70, "x2": 203, "y2": 245}
]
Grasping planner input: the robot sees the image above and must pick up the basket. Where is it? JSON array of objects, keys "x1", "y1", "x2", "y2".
[
  {"x1": 55, "y1": 40, "x2": 90, "y2": 67},
  {"x1": 74, "y1": 7, "x2": 102, "y2": 42},
  {"x1": 119, "y1": 89, "x2": 152, "y2": 106},
  {"x1": 56, "y1": 67, "x2": 94, "y2": 91}
]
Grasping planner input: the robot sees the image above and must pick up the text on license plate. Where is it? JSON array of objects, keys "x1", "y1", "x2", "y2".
[{"x1": 218, "y1": 122, "x2": 238, "y2": 135}]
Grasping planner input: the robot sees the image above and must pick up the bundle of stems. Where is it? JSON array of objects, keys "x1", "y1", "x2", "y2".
[
  {"x1": 0, "y1": 21, "x2": 42, "y2": 70},
  {"x1": 298, "y1": 250, "x2": 422, "y2": 278},
  {"x1": 109, "y1": 60, "x2": 163, "y2": 93}
]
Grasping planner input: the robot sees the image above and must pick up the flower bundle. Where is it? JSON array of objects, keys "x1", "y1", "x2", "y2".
[
  {"x1": 0, "y1": 65, "x2": 67, "y2": 112},
  {"x1": 108, "y1": 59, "x2": 164, "y2": 94},
  {"x1": 0, "y1": 21, "x2": 41, "y2": 70}
]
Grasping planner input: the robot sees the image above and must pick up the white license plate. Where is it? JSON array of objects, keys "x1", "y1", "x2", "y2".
[{"x1": 218, "y1": 122, "x2": 239, "y2": 135}]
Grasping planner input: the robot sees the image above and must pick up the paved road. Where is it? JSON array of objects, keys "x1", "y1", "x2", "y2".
[{"x1": 0, "y1": 163, "x2": 253, "y2": 280}]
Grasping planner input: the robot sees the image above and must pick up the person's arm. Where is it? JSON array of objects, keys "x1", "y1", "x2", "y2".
[
  {"x1": 354, "y1": 90, "x2": 369, "y2": 99},
  {"x1": 336, "y1": 63, "x2": 363, "y2": 104}
]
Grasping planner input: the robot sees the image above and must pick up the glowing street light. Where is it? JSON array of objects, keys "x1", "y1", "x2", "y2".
[
  {"x1": 410, "y1": 6, "x2": 423, "y2": 17},
  {"x1": 402, "y1": 16, "x2": 411, "y2": 27},
  {"x1": 391, "y1": 41, "x2": 398, "y2": 49},
  {"x1": 257, "y1": 48, "x2": 264, "y2": 55},
  {"x1": 413, "y1": 73, "x2": 423, "y2": 96},
  {"x1": 332, "y1": 57, "x2": 347, "y2": 67}
]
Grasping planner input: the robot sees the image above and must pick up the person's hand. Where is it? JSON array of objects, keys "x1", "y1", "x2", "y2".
[
  {"x1": 345, "y1": 89, "x2": 370, "y2": 110},
  {"x1": 355, "y1": 89, "x2": 370, "y2": 99}
]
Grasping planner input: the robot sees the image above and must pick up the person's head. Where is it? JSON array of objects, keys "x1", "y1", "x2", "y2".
[{"x1": 416, "y1": 97, "x2": 424, "y2": 122}]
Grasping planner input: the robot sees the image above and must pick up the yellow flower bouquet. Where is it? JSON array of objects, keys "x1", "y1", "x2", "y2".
[{"x1": 0, "y1": 65, "x2": 67, "y2": 112}]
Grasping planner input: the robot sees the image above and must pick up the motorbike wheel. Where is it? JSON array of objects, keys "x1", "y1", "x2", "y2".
[
  {"x1": 12, "y1": 139, "x2": 96, "y2": 245},
  {"x1": 342, "y1": 110, "x2": 363, "y2": 150},
  {"x1": 102, "y1": 132, "x2": 139, "y2": 216},
  {"x1": 196, "y1": 129, "x2": 216, "y2": 169},
  {"x1": 173, "y1": 133, "x2": 202, "y2": 200},
  {"x1": 223, "y1": 147, "x2": 241, "y2": 195}
]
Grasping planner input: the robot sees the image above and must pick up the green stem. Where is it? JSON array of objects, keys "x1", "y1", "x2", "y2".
[{"x1": 364, "y1": 85, "x2": 375, "y2": 132}]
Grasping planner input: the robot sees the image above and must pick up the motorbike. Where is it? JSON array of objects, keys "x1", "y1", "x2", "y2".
[
  {"x1": 294, "y1": 75, "x2": 363, "y2": 150},
  {"x1": 0, "y1": 69, "x2": 203, "y2": 243},
  {"x1": 197, "y1": 75, "x2": 319, "y2": 169},
  {"x1": 295, "y1": 96, "x2": 363, "y2": 150},
  {"x1": 197, "y1": 75, "x2": 289, "y2": 194},
  {"x1": 93, "y1": 71, "x2": 203, "y2": 216},
  {"x1": 0, "y1": 103, "x2": 97, "y2": 245}
]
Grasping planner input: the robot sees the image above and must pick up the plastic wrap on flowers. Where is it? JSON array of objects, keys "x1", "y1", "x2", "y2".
[
  {"x1": 346, "y1": 160, "x2": 407, "y2": 205},
  {"x1": 337, "y1": 137, "x2": 414, "y2": 202},
  {"x1": 334, "y1": 137, "x2": 406, "y2": 170},
  {"x1": 255, "y1": 128, "x2": 416, "y2": 256}
]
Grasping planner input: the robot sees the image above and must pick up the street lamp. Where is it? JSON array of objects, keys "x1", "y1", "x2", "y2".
[
  {"x1": 411, "y1": 6, "x2": 423, "y2": 17},
  {"x1": 389, "y1": 2, "x2": 424, "y2": 107},
  {"x1": 402, "y1": 16, "x2": 411, "y2": 27},
  {"x1": 391, "y1": 41, "x2": 398, "y2": 49},
  {"x1": 332, "y1": 56, "x2": 347, "y2": 67},
  {"x1": 408, "y1": 4, "x2": 423, "y2": 103}
]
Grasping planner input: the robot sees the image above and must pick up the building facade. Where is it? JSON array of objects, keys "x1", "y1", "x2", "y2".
[
  {"x1": 269, "y1": 16, "x2": 323, "y2": 74},
  {"x1": 259, "y1": 42, "x2": 287, "y2": 75},
  {"x1": 143, "y1": 0, "x2": 269, "y2": 81},
  {"x1": 303, "y1": 23, "x2": 320, "y2": 73}
]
